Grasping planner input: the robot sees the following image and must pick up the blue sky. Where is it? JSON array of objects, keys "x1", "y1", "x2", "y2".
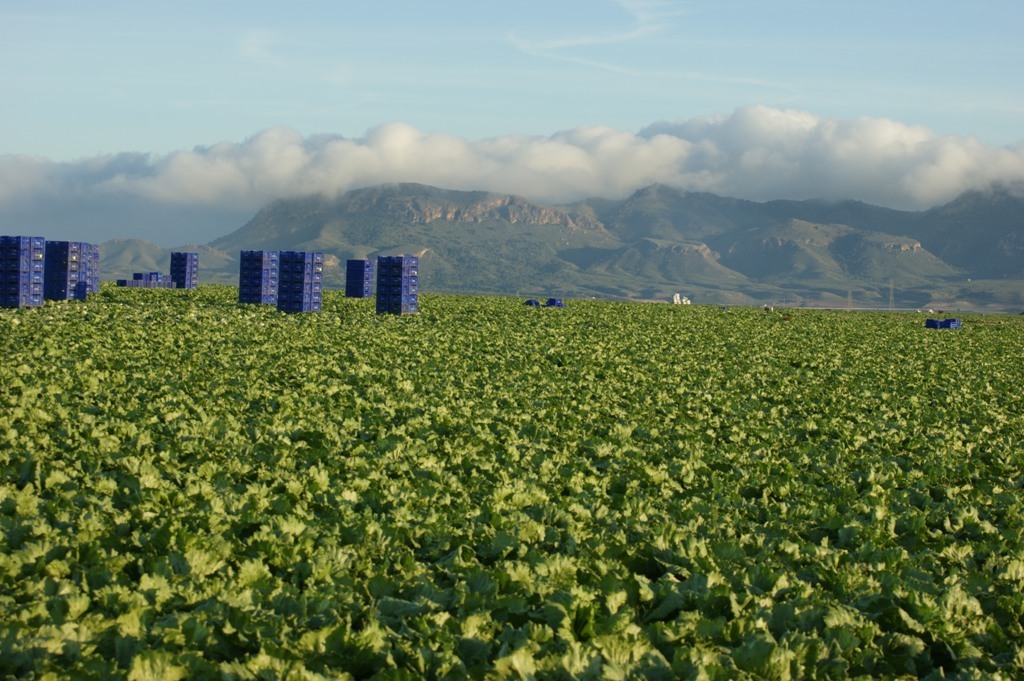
[
  {"x1": 4, "y1": 0, "x2": 1021, "y2": 158},
  {"x1": 1, "y1": 0, "x2": 1023, "y2": 244}
]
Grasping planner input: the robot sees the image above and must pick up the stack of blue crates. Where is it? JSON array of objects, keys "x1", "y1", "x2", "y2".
[
  {"x1": 278, "y1": 251, "x2": 324, "y2": 313},
  {"x1": 238, "y1": 250, "x2": 280, "y2": 305},
  {"x1": 345, "y1": 259, "x2": 374, "y2": 298},
  {"x1": 85, "y1": 243, "x2": 100, "y2": 295},
  {"x1": 44, "y1": 241, "x2": 94, "y2": 301},
  {"x1": 116, "y1": 272, "x2": 177, "y2": 288},
  {"x1": 376, "y1": 255, "x2": 418, "y2": 315},
  {"x1": 1, "y1": 236, "x2": 46, "y2": 309},
  {"x1": 544, "y1": 297, "x2": 566, "y2": 308},
  {"x1": 170, "y1": 252, "x2": 199, "y2": 289},
  {"x1": 925, "y1": 318, "x2": 962, "y2": 330}
]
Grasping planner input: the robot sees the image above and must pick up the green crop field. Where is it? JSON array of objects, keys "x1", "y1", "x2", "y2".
[{"x1": 2, "y1": 286, "x2": 1023, "y2": 679}]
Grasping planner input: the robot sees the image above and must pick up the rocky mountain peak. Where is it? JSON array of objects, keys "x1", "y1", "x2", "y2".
[{"x1": 325, "y1": 183, "x2": 601, "y2": 232}]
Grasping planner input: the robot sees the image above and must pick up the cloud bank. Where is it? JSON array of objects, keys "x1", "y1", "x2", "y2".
[{"x1": 2, "y1": 105, "x2": 1022, "y2": 245}]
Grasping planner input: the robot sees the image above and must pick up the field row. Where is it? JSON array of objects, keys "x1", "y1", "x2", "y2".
[{"x1": 2, "y1": 286, "x2": 1023, "y2": 678}]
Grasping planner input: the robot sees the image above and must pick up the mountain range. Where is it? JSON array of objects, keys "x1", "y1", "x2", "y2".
[{"x1": 98, "y1": 183, "x2": 1024, "y2": 311}]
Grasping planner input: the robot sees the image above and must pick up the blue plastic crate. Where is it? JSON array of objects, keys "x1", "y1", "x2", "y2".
[
  {"x1": 376, "y1": 283, "x2": 418, "y2": 314},
  {"x1": 376, "y1": 254, "x2": 418, "y2": 272},
  {"x1": 279, "y1": 282, "x2": 319, "y2": 294},
  {"x1": 85, "y1": 245, "x2": 100, "y2": 294},
  {"x1": 0, "y1": 278, "x2": 44, "y2": 306},
  {"x1": 1, "y1": 284, "x2": 42, "y2": 297},
  {"x1": 239, "y1": 292, "x2": 277, "y2": 305},
  {"x1": 1, "y1": 236, "x2": 47, "y2": 308},
  {"x1": 122, "y1": 279, "x2": 176, "y2": 289},
  {"x1": 375, "y1": 256, "x2": 420, "y2": 307},
  {"x1": 278, "y1": 298, "x2": 321, "y2": 313},
  {"x1": 280, "y1": 251, "x2": 324, "y2": 266},
  {"x1": 378, "y1": 294, "x2": 417, "y2": 305},
  {"x1": 1, "y1": 235, "x2": 45, "y2": 251},
  {"x1": 376, "y1": 302, "x2": 418, "y2": 315},
  {"x1": 170, "y1": 252, "x2": 199, "y2": 290},
  {"x1": 379, "y1": 283, "x2": 417, "y2": 296},
  {"x1": 377, "y1": 275, "x2": 418, "y2": 289},
  {"x1": 345, "y1": 282, "x2": 374, "y2": 298},
  {"x1": 241, "y1": 273, "x2": 277, "y2": 284},
  {"x1": 347, "y1": 258, "x2": 374, "y2": 276},
  {"x1": 0, "y1": 293, "x2": 44, "y2": 309},
  {"x1": 238, "y1": 251, "x2": 281, "y2": 304},
  {"x1": 1, "y1": 271, "x2": 38, "y2": 284},
  {"x1": 925, "y1": 318, "x2": 961, "y2": 330},
  {"x1": 240, "y1": 250, "x2": 280, "y2": 270},
  {"x1": 45, "y1": 240, "x2": 94, "y2": 301}
]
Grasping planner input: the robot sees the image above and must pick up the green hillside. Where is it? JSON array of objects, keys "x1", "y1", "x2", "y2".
[{"x1": 99, "y1": 183, "x2": 1024, "y2": 310}]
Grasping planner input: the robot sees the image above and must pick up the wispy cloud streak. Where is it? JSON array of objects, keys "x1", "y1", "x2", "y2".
[{"x1": 508, "y1": 0, "x2": 690, "y2": 74}]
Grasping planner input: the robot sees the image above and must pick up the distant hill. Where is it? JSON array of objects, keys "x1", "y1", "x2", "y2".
[
  {"x1": 99, "y1": 240, "x2": 235, "y2": 283},
  {"x1": 101, "y1": 182, "x2": 1024, "y2": 310},
  {"x1": 910, "y1": 185, "x2": 1024, "y2": 276}
]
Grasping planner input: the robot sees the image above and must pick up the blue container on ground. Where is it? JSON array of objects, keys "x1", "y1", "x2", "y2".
[
  {"x1": 85, "y1": 244, "x2": 100, "y2": 294},
  {"x1": 0, "y1": 236, "x2": 46, "y2": 308},
  {"x1": 170, "y1": 251, "x2": 199, "y2": 289},
  {"x1": 239, "y1": 250, "x2": 280, "y2": 305},
  {"x1": 119, "y1": 275, "x2": 176, "y2": 288},
  {"x1": 544, "y1": 297, "x2": 566, "y2": 308},
  {"x1": 345, "y1": 259, "x2": 375, "y2": 298},
  {"x1": 277, "y1": 251, "x2": 324, "y2": 313},
  {"x1": 375, "y1": 255, "x2": 418, "y2": 315},
  {"x1": 44, "y1": 240, "x2": 95, "y2": 301},
  {"x1": 925, "y1": 318, "x2": 962, "y2": 330}
]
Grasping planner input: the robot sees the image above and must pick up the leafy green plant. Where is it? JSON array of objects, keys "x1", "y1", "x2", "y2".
[{"x1": 2, "y1": 286, "x2": 1023, "y2": 678}]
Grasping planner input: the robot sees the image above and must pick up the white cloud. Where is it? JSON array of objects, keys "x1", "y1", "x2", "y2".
[
  {"x1": 2, "y1": 106, "x2": 1023, "y2": 241},
  {"x1": 637, "y1": 106, "x2": 1024, "y2": 207},
  {"x1": 0, "y1": 155, "x2": 56, "y2": 202}
]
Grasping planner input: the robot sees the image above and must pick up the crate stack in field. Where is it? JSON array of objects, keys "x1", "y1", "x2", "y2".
[
  {"x1": 278, "y1": 251, "x2": 324, "y2": 313},
  {"x1": 925, "y1": 318, "x2": 962, "y2": 330},
  {"x1": 170, "y1": 251, "x2": 199, "y2": 290},
  {"x1": 44, "y1": 241, "x2": 98, "y2": 301},
  {"x1": 238, "y1": 250, "x2": 280, "y2": 305},
  {"x1": 117, "y1": 272, "x2": 177, "y2": 288},
  {"x1": 0, "y1": 236, "x2": 46, "y2": 309},
  {"x1": 345, "y1": 259, "x2": 374, "y2": 298},
  {"x1": 85, "y1": 243, "x2": 100, "y2": 294},
  {"x1": 375, "y1": 255, "x2": 418, "y2": 315}
]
